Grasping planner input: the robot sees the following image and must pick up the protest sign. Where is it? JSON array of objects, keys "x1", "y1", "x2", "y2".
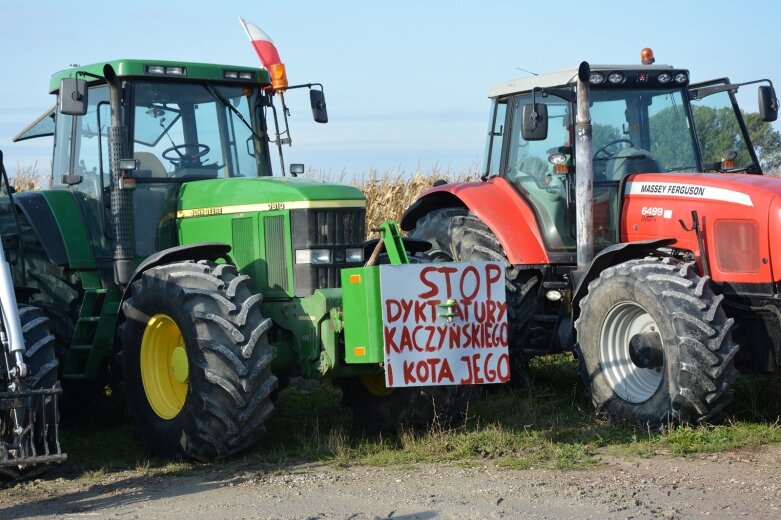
[{"x1": 380, "y1": 262, "x2": 509, "y2": 387}]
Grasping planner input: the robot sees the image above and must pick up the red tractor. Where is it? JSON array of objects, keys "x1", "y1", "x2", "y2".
[{"x1": 402, "y1": 49, "x2": 780, "y2": 427}]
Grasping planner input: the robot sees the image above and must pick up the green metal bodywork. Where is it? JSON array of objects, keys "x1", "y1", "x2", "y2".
[
  {"x1": 176, "y1": 177, "x2": 366, "y2": 297},
  {"x1": 177, "y1": 177, "x2": 366, "y2": 210},
  {"x1": 341, "y1": 266, "x2": 384, "y2": 364},
  {"x1": 176, "y1": 177, "x2": 370, "y2": 378},
  {"x1": 37, "y1": 191, "x2": 96, "y2": 269}
]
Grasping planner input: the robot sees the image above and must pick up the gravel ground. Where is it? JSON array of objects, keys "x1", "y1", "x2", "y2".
[{"x1": 2, "y1": 444, "x2": 780, "y2": 519}]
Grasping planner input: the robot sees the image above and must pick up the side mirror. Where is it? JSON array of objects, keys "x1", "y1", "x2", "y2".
[
  {"x1": 310, "y1": 89, "x2": 328, "y2": 124},
  {"x1": 521, "y1": 103, "x2": 548, "y2": 141},
  {"x1": 759, "y1": 85, "x2": 779, "y2": 122},
  {"x1": 59, "y1": 78, "x2": 88, "y2": 116}
]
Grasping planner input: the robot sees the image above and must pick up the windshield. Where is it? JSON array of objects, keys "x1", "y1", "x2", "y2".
[
  {"x1": 689, "y1": 80, "x2": 757, "y2": 172},
  {"x1": 590, "y1": 87, "x2": 699, "y2": 178},
  {"x1": 132, "y1": 81, "x2": 270, "y2": 179}
]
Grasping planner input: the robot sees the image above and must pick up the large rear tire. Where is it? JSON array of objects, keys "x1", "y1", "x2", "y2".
[
  {"x1": 409, "y1": 207, "x2": 540, "y2": 381},
  {"x1": 0, "y1": 305, "x2": 61, "y2": 481},
  {"x1": 119, "y1": 261, "x2": 277, "y2": 461},
  {"x1": 575, "y1": 257, "x2": 739, "y2": 427}
]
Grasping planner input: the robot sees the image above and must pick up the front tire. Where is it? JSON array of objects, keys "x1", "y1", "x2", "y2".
[
  {"x1": 575, "y1": 257, "x2": 738, "y2": 427},
  {"x1": 119, "y1": 261, "x2": 277, "y2": 461}
]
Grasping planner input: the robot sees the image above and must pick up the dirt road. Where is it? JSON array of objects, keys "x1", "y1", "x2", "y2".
[{"x1": 2, "y1": 444, "x2": 781, "y2": 519}]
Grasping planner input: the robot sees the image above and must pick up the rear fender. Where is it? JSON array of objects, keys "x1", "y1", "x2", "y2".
[
  {"x1": 400, "y1": 177, "x2": 549, "y2": 264},
  {"x1": 14, "y1": 191, "x2": 94, "y2": 269}
]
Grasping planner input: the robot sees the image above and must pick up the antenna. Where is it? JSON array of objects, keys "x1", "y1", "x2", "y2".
[{"x1": 516, "y1": 67, "x2": 538, "y2": 76}]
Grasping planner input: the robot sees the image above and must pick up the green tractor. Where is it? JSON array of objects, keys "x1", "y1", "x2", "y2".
[{"x1": 6, "y1": 58, "x2": 492, "y2": 462}]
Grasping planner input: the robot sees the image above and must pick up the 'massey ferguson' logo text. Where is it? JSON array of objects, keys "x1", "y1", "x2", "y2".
[
  {"x1": 639, "y1": 184, "x2": 705, "y2": 196},
  {"x1": 627, "y1": 181, "x2": 753, "y2": 207}
]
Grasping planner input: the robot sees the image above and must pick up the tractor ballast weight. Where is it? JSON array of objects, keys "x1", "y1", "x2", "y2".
[{"x1": 403, "y1": 49, "x2": 780, "y2": 427}]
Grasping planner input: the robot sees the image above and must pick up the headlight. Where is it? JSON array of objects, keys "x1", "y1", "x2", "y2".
[
  {"x1": 657, "y1": 72, "x2": 672, "y2": 84},
  {"x1": 346, "y1": 248, "x2": 364, "y2": 263},
  {"x1": 607, "y1": 72, "x2": 625, "y2": 84},
  {"x1": 674, "y1": 72, "x2": 688, "y2": 84},
  {"x1": 589, "y1": 72, "x2": 605, "y2": 85},
  {"x1": 295, "y1": 249, "x2": 332, "y2": 264}
]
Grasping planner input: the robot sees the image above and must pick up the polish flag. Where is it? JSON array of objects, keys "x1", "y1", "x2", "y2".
[{"x1": 238, "y1": 17, "x2": 281, "y2": 70}]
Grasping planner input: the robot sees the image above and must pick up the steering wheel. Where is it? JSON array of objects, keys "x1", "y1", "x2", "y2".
[
  {"x1": 162, "y1": 143, "x2": 210, "y2": 167},
  {"x1": 594, "y1": 138, "x2": 634, "y2": 160}
]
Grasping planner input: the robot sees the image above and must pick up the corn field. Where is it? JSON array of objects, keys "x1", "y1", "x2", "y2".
[
  {"x1": 347, "y1": 165, "x2": 478, "y2": 233},
  {"x1": 9, "y1": 163, "x2": 46, "y2": 192}
]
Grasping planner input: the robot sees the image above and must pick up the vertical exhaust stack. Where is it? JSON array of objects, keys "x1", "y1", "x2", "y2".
[
  {"x1": 104, "y1": 64, "x2": 135, "y2": 285},
  {"x1": 575, "y1": 61, "x2": 594, "y2": 271}
]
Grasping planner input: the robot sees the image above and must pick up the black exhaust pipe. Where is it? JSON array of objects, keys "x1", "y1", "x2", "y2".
[{"x1": 104, "y1": 64, "x2": 135, "y2": 285}]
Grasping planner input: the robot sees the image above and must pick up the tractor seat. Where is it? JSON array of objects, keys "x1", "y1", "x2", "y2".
[
  {"x1": 134, "y1": 152, "x2": 168, "y2": 178},
  {"x1": 606, "y1": 148, "x2": 661, "y2": 182}
]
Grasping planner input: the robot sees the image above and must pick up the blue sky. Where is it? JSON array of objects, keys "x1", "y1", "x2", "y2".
[{"x1": 1, "y1": 0, "x2": 779, "y2": 178}]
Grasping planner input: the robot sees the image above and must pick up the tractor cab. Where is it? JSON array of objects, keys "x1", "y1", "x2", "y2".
[
  {"x1": 13, "y1": 60, "x2": 327, "y2": 261},
  {"x1": 482, "y1": 51, "x2": 776, "y2": 257}
]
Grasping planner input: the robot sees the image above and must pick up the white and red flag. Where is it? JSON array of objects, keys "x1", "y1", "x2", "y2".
[{"x1": 238, "y1": 17, "x2": 281, "y2": 70}]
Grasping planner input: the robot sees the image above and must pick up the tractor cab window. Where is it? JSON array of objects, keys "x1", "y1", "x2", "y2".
[
  {"x1": 52, "y1": 85, "x2": 112, "y2": 258},
  {"x1": 483, "y1": 99, "x2": 507, "y2": 177},
  {"x1": 504, "y1": 95, "x2": 574, "y2": 252},
  {"x1": 131, "y1": 81, "x2": 266, "y2": 180},
  {"x1": 689, "y1": 79, "x2": 756, "y2": 172},
  {"x1": 589, "y1": 88, "x2": 698, "y2": 181}
]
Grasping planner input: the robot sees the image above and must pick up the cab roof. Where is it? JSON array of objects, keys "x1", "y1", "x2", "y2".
[
  {"x1": 489, "y1": 63, "x2": 680, "y2": 98},
  {"x1": 49, "y1": 59, "x2": 271, "y2": 93}
]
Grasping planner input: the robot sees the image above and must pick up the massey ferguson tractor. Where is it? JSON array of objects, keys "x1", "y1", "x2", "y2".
[
  {"x1": 402, "y1": 48, "x2": 780, "y2": 427},
  {"x1": 2, "y1": 28, "x2": 505, "y2": 467}
]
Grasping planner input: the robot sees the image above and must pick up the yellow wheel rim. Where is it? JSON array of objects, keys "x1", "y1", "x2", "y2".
[
  {"x1": 140, "y1": 314, "x2": 188, "y2": 419},
  {"x1": 360, "y1": 373, "x2": 394, "y2": 397}
]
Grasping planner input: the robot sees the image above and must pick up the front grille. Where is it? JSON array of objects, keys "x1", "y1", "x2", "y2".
[{"x1": 291, "y1": 208, "x2": 366, "y2": 296}]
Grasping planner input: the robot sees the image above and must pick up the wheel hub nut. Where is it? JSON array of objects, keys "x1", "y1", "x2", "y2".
[{"x1": 171, "y1": 346, "x2": 189, "y2": 384}]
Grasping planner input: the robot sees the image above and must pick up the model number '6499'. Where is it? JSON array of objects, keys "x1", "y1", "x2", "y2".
[{"x1": 641, "y1": 206, "x2": 664, "y2": 217}]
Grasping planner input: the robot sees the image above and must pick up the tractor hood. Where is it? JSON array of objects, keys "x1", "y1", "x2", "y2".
[
  {"x1": 622, "y1": 172, "x2": 781, "y2": 286},
  {"x1": 176, "y1": 177, "x2": 366, "y2": 218}
]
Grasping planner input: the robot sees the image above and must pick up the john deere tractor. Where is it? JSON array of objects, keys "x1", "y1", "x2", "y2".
[{"x1": 6, "y1": 58, "x2": 486, "y2": 461}]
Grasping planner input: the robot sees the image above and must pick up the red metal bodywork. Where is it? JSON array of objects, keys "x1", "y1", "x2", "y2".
[
  {"x1": 417, "y1": 173, "x2": 781, "y2": 284},
  {"x1": 621, "y1": 173, "x2": 781, "y2": 284},
  {"x1": 414, "y1": 177, "x2": 551, "y2": 264}
]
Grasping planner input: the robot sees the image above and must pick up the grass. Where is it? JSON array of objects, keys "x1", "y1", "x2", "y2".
[{"x1": 54, "y1": 354, "x2": 781, "y2": 483}]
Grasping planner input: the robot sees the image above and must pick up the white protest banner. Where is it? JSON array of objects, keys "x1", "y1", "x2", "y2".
[{"x1": 380, "y1": 261, "x2": 509, "y2": 387}]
